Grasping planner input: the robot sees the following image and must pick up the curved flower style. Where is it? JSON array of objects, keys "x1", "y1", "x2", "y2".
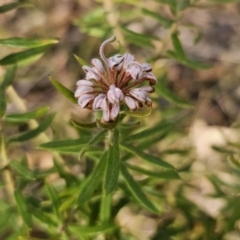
[{"x1": 75, "y1": 36, "x2": 157, "y2": 123}]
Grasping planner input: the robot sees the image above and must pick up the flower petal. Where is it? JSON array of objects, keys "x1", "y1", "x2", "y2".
[
  {"x1": 141, "y1": 63, "x2": 152, "y2": 72},
  {"x1": 76, "y1": 80, "x2": 93, "y2": 86},
  {"x1": 126, "y1": 62, "x2": 143, "y2": 80},
  {"x1": 138, "y1": 86, "x2": 154, "y2": 93},
  {"x1": 78, "y1": 94, "x2": 95, "y2": 108},
  {"x1": 125, "y1": 96, "x2": 137, "y2": 110},
  {"x1": 122, "y1": 53, "x2": 135, "y2": 69},
  {"x1": 91, "y1": 58, "x2": 105, "y2": 74},
  {"x1": 75, "y1": 86, "x2": 93, "y2": 97},
  {"x1": 83, "y1": 66, "x2": 101, "y2": 81},
  {"x1": 108, "y1": 54, "x2": 124, "y2": 70},
  {"x1": 111, "y1": 103, "x2": 120, "y2": 120},
  {"x1": 146, "y1": 97, "x2": 152, "y2": 107},
  {"x1": 107, "y1": 85, "x2": 124, "y2": 103},
  {"x1": 92, "y1": 94, "x2": 106, "y2": 110},
  {"x1": 143, "y1": 72, "x2": 157, "y2": 85},
  {"x1": 129, "y1": 89, "x2": 147, "y2": 102}
]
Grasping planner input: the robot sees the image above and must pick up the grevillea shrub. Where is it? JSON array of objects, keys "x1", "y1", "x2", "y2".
[{"x1": 1, "y1": 1, "x2": 240, "y2": 240}]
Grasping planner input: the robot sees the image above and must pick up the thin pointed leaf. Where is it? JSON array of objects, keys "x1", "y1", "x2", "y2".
[
  {"x1": 1, "y1": 65, "x2": 17, "y2": 89},
  {"x1": 74, "y1": 54, "x2": 88, "y2": 66},
  {"x1": 5, "y1": 106, "x2": 49, "y2": 123},
  {"x1": 49, "y1": 76, "x2": 77, "y2": 104},
  {"x1": 39, "y1": 137, "x2": 90, "y2": 152},
  {"x1": 45, "y1": 182, "x2": 61, "y2": 220},
  {"x1": 78, "y1": 129, "x2": 107, "y2": 159},
  {"x1": 0, "y1": 38, "x2": 58, "y2": 48},
  {"x1": 104, "y1": 129, "x2": 120, "y2": 195},
  {"x1": 69, "y1": 224, "x2": 116, "y2": 236},
  {"x1": 0, "y1": 45, "x2": 52, "y2": 66},
  {"x1": 126, "y1": 163, "x2": 180, "y2": 179},
  {"x1": 31, "y1": 207, "x2": 58, "y2": 227},
  {"x1": 123, "y1": 106, "x2": 152, "y2": 118},
  {"x1": 0, "y1": 2, "x2": 32, "y2": 13},
  {"x1": 121, "y1": 27, "x2": 156, "y2": 48},
  {"x1": 10, "y1": 160, "x2": 35, "y2": 180},
  {"x1": 14, "y1": 190, "x2": 33, "y2": 228},
  {"x1": 0, "y1": 87, "x2": 6, "y2": 117},
  {"x1": 171, "y1": 33, "x2": 186, "y2": 60},
  {"x1": 155, "y1": 81, "x2": 192, "y2": 108},
  {"x1": 9, "y1": 114, "x2": 55, "y2": 142},
  {"x1": 71, "y1": 119, "x2": 97, "y2": 129},
  {"x1": 120, "y1": 142, "x2": 174, "y2": 169},
  {"x1": 76, "y1": 151, "x2": 108, "y2": 205},
  {"x1": 229, "y1": 155, "x2": 240, "y2": 169},
  {"x1": 120, "y1": 163, "x2": 160, "y2": 213},
  {"x1": 124, "y1": 121, "x2": 172, "y2": 142},
  {"x1": 141, "y1": 8, "x2": 174, "y2": 28},
  {"x1": 183, "y1": 59, "x2": 212, "y2": 69}
]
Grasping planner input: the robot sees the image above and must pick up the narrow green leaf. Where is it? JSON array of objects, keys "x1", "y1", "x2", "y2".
[
  {"x1": 0, "y1": 208, "x2": 11, "y2": 230},
  {"x1": 0, "y1": 45, "x2": 52, "y2": 65},
  {"x1": 120, "y1": 163, "x2": 160, "y2": 213},
  {"x1": 104, "y1": 129, "x2": 120, "y2": 195},
  {"x1": 154, "y1": 0, "x2": 176, "y2": 14},
  {"x1": 100, "y1": 194, "x2": 111, "y2": 224},
  {"x1": 138, "y1": 131, "x2": 168, "y2": 149},
  {"x1": 0, "y1": 38, "x2": 58, "y2": 48},
  {"x1": 45, "y1": 182, "x2": 61, "y2": 220},
  {"x1": 69, "y1": 224, "x2": 116, "y2": 236},
  {"x1": 71, "y1": 119, "x2": 97, "y2": 129},
  {"x1": 78, "y1": 129, "x2": 106, "y2": 159},
  {"x1": 155, "y1": 0, "x2": 176, "y2": 8},
  {"x1": 183, "y1": 59, "x2": 212, "y2": 69},
  {"x1": 126, "y1": 163, "x2": 180, "y2": 179},
  {"x1": 49, "y1": 76, "x2": 77, "y2": 104},
  {"x1": 155, "y1": 81, "x2": 192, "y2": 108},
  {"x1": 123, "y1": 106, "x2": 152, "y2": 118},
  {"x1": 212, "y1": 145, "x2": 235, "y2": 154},
  {"x1": 0, "y1": 2, "x2": 32, "y2": 14},
  {"x1": 120, "y1": 142, "x2": 174, "y2": 169},
  {"x1": 124, "y1": 121, "x2": 172, "y2": 142},
  {"x1": 0, "y1": 87, "x2": 6, "y2": 117},
  {"x1": 74, "y1": 54, "x2": 88, "y2": 66},
  {"x1": 76, "y1": 151, "x2": 108, "y2": 205},
  {"x1": 171, "y1": 33, "x2": 186, "y2": 60},
  {"x1": 229, "y1": 155, "x2": 240, "y2": 170},
  {"x1": 141, "y1": 8, "x2": 174, "y2": 28},
  {"x1": 14, "y1": 190, "x2": 33, "y2": 228},
  {"x1": 1, "y1": 65, "x2": 17, "y2": 89},
  {"x1": 39, "y1": 137, "x2": 90, "y2": 152},
  {"x1": 9, "y1": 114, "x2": 55, "y2": 142},
  {"x1": 177, "y1": 0, "x2": 190, "y2": 10},
  {"x1": 121, "y1": 27, "x2": 155, "y2": 48},
  {"x1": 10, "y1": 160, "x2": 35, "y2": 180},
  {"x1": 5, "y1": 106, "x2": 49, "y2": 123},
  {"x1": 31, "y1": 207, "x2": 58, "y2": 227}
]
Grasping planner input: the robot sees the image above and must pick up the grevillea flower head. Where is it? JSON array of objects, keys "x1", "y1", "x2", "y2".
[{"x1": 75, "y1": 36, "x2": 157, "y2": 123}]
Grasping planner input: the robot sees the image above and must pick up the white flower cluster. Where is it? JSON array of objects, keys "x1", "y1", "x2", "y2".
[{"x1": 75, "y1": 36, "x2": 157, "y2": 122}]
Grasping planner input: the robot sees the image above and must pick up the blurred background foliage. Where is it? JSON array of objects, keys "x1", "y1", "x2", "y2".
[{"x1": 1, "y1": 0, "x2": 240, "y2": 239}]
